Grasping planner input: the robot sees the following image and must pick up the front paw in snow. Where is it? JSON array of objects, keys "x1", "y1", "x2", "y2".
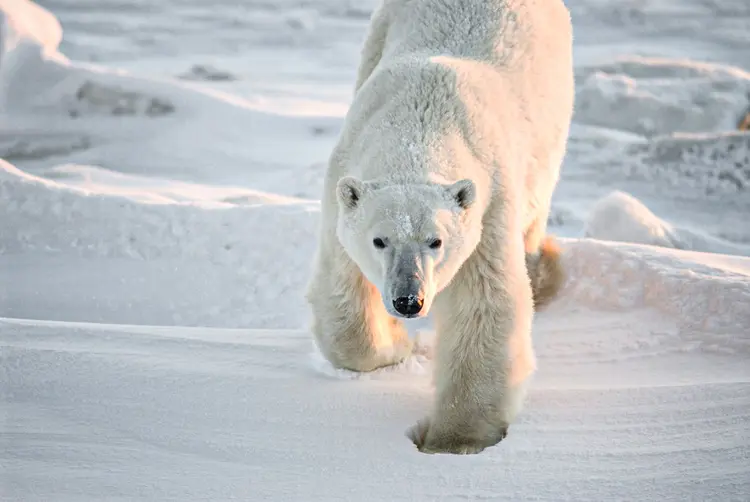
[{"x1": 407, "y1": 417, "x2": 508, "y2": 455}]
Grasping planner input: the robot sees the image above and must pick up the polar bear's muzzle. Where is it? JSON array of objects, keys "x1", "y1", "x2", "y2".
[{"x1": 384, "y1": 246, "x2": 433, "y2": 319}]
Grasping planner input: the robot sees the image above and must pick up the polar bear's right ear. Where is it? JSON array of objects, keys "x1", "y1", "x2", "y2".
[
  {"x1": 446, "y1": 179, "x2": 476, "y2": 210},
  {"x1": 336, "y1": 176, "x2": 365, "y2": 210}
]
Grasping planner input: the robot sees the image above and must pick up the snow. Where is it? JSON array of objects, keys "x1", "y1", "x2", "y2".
[
  {"x1": 585, "y1": 190, "x2": 750, "y2": 255},
  {"x1": 1, "y1": 0, "x2": 749, "y2": 500}
]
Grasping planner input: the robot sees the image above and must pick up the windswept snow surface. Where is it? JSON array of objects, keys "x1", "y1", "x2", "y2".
[{"x1": 1, "y1": 0, "x2": 750, "y2": 500}]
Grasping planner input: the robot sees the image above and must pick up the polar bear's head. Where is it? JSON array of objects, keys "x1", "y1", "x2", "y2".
[{"x1": 335, "y1": 176, "x2": 480, "y2": 319}]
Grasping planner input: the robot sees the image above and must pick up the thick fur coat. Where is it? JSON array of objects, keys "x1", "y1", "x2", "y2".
[{"x1": 306, "y1": 0, "x2": 574, "y2": 454}]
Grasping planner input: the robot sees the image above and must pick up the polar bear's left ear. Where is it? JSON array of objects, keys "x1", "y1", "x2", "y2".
[
  {"x1": 336, "y1": 176, "x2": 365, "y2": 211},
  {"x1": 446, "y1": 179, "x2": 476, "y2": 210}
]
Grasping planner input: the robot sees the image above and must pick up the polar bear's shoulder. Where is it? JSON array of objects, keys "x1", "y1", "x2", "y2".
[{"x1": 373, "y1": 0, "x2": 571, "y2": 68}]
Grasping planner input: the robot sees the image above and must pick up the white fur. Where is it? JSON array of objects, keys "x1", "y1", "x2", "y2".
[{"x1": 306, "y1": 0, "x2": 574, "y2": 454}]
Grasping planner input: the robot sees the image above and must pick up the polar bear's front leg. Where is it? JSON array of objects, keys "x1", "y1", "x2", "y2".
[
  {"x1": 307, "y1": 243, "x2": 412, "y2": 372},
  {"x1": 409, "y1": 228, "x2": 535, "y2": 454}
]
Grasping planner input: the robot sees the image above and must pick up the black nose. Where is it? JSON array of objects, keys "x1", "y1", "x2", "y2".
[{"x1": 393, "y1": 295, "x2": 424, "y2": 316}]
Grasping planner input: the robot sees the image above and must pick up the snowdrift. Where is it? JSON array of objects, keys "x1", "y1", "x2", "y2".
[{"x1": 1, "y1": 0, "x2": 749, "y2": 500}]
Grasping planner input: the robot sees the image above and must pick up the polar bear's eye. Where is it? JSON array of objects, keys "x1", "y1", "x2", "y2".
[
  {"x1": 429, "y1": 239, "x2": 442, "y2": 250},
  {"x1": 373, "y1": 238, "x2": 386, "y2": 249}
]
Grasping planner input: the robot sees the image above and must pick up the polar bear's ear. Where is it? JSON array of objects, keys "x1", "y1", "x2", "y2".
[
  {"x1": 336, "y1": 176, "x2": 365, "y2": 210},
  {"x1": 446, "y1": 179, "x2": 476, "y2": 210}
]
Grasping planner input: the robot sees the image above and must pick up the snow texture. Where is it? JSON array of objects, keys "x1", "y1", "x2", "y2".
[{"x1": 1, "y1": 0, "x2": 749, "y2": 500}]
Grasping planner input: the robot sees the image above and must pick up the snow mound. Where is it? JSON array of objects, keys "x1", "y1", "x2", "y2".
[
  {"x1": 0, "y1": 0, "x2": 67, "y2": 111},
  {"x1": 0, "y1": 0, "x2": 339, "y2": 185},
  {"x1": 577, "y1": 56, "x2": 750, "y2": 83},
  {"x1": 0, "y1": 0, "x2": 169, "y2": 118},
  {"x1": 0, "y1": 159, "x2": 322, "y2": 327},
  {"x1": 574, "y1": 57, "x2": 750, "y2": 137},
  {"x1": 585, "y1": 191, "x2": 681, "y2": 248},
  {"x1": 0, "y1": 158, "x2": 318, "y2": 259},
  {"x1": 585, "y1": 190, "x2": 750, "y2": 255},
  {"x1": 625, "y1": 131, "x2": 750, "y2": 194},
  {"x1": 39, "y1": 163, "x2": 314, "y2": 206},
  {"x1": 561, "y1": 238, "x2": 750, "y2": 335},
  {"x1": 1, "y1": 0, "x2": 176, "y2": 120}
]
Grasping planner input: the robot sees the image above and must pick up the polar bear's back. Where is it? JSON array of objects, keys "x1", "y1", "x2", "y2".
[
  {"x1": 379, "y1": 0, "x2": 571, "y2": 70},
  {"x1": 328, "y1": 0, "x2": 574, "y2": 221},
  {"x1": 372, "y1": 0, "x2": 574, "y2": 207}
]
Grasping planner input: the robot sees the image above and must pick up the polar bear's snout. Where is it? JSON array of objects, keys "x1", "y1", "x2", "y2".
[
  {"x1": 383, "y1": 268, "x2": 432, "y2": 319},
  {"x1": 383, "y1": 245, "x2": 435, "y2": 319}
]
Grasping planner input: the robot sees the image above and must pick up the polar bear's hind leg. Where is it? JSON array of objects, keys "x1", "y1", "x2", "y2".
[{"x1": 526, "y1": 235, "x2": 565, "y2": 310}]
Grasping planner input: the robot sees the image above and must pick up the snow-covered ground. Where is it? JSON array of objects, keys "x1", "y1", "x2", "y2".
[{"x1": 1, "y1": 0, "x2": 749, "y2": 500}]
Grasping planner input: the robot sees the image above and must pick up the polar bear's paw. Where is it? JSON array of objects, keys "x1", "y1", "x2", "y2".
[
  {"x1": 406, "y1": 417, "x2": 508, "y2": 455},
  {"x1": 353, "y1": 334, "x2": 418, "y2": 372},
  {"x1": 372, "y1": 335, "x2": 414, "y2": 369}
]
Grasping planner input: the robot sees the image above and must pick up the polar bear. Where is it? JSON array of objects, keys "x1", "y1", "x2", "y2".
[{"x1": 306, "y1": 0, "x2": 574, "y2": 454}]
